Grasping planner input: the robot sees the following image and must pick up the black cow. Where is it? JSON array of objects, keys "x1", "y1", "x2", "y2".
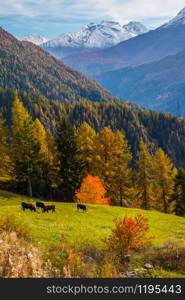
[
  {"x1": 77, "y1": 204, "x2": 87, "y2": 212},
  {"x1": 36, "y1": 201, "x2": 45, "y2": 210},
  {"x1": 42, "y1": 205, "x2": 55, "y2": 213},
  {"x1": 22, "y1": 202, "x2": 36, "y2": 212}
]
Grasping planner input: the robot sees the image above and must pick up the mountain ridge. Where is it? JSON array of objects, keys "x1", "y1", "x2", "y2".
[
  {"x1": 41, "y1": 20, "x2": 150, "y2": 59},
  {"x1": 62, "y1": 7, "x2": 185, "y2": 75},
  {"x1": 0, "y1": 26, "x2": 123, "y2": 105},
  {"x1": 94, "y1": 49, "x2": 185, "y2": 116}
]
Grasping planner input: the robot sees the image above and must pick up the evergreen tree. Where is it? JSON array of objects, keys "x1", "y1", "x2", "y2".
[
  {"x1": 34, "y1": 119, "x2": 60, "y2": 198},
  {"x1": 34, "y1": 119, "x2": 49, "y2": 157},
  {"x1": 45, "y1": 129, "x2": 60, "y2": 193},
  {"x1": 93, "y1": 128, "x2": 133, "y2": 206},
  {"x1": 77, "y1": 122, "x2": 97, "y2": 174},
  {"x1": 0, "y1": 114, "x2": 12, "y2": 178},
  {"x1": 56, "y1": 119, "x2": 83, "y2": 202},
  {"x1": 94, "y1": 127, "x2": 116, "y2": 182},
  {"x1": 136, "y1": 141, "x2": 155, "y2": 210},
  {"x1": 11, "y1": 97, "x2": 41, "y2": 197},
  {"x1": 171, "y1": 168, "x2": 185, "y2": 216},
  {"x1": 154, "y1": 148, "x2": 176, "y2": 213},
  {"x1": 108, "y1": 131, "x2": 133, "y2": 207}
]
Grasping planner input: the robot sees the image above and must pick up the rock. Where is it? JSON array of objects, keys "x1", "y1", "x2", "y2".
[
  {"x1": 125, "y1": 272, "x2": 133, "y2": 277},
  {"x1": 126, "y1": 270, "x2": 139, "y2": 277},
  {"x1": 144, "y1": 263, "x2": 153, "y2": 270},
  {"x1": 83, "y1": 255, "x2": 96, "y2": 264},
  {"x1": 133, "y1": 268, "x2": 140, "y2": 273},
  {"x1": 125, "y1": 255, "x2": 131, "y2": 263},
  {"x1": 120, "y1": 273, "x2": 127, "y2": 278}
]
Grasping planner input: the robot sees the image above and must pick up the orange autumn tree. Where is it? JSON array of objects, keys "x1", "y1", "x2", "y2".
[
  {"x1": 105, "y1": 215, "x2": 152, "y2": 263},
  {"x1": 76, "y1": 175, "x2": 109, "y2": 205}
]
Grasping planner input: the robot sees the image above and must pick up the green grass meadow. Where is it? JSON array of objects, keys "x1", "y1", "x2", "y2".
[{"x1": 0, "y1": 190, "x2": 185, "y2": 252}]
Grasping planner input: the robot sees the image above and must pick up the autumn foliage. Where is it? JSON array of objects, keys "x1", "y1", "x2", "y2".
[
  {"x1": 105, "y1": 215, "x2": 152, "y2": 263},
  {"x1": 76, "y1": 175, "x2": 109, "y2": 205}
]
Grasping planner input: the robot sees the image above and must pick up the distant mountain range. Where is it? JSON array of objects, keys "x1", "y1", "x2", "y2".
[
  {"x1": 40, "y1": 21, "x2": 150, "y2": 59},
  {"x1": 94, "y1": 49, "x2": 185, "y2": 116},
  {"x1": 55, "y1": 7, "x2": 185, "y2": 116},
  {"x1": 63, "y1": 7, "x2": 185, "y2": 75}
]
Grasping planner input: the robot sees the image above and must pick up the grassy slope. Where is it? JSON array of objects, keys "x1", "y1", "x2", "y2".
[{"x1": 0, "y1": 190, "x2": 185, "y2": 252}]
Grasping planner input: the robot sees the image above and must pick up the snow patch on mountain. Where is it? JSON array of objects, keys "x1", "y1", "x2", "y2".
[
  {"x1": 123, "y1": 21, "x2": 151, "y2": 35},
  {"x1": 21, "y1": 34, "x2": 48, "y2": 45},
  {"x1": 42, "y1": 20, "x2": 151, "y2": 50}
]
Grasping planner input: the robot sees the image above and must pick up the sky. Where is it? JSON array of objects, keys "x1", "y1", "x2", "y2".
[{"x1": 0, "y1": 0, "x2": 185, "y2": 39}]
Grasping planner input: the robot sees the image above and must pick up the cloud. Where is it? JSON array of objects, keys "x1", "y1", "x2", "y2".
[{"x1": 0, "y1": 0, "x2": 185, "y2": 37}]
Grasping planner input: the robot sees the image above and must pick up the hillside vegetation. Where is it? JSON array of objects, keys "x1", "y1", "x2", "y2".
[
  {"x1": 1, "y1": 89, "x2": 185, "y2": 167},
  {"x1": 0, "y1": 190, "x2": 185, "y2": 278},
  {"x1": 94, "y1": 50, "x2": 185, "y2": 116},
  {"x1": 0, "y1": 190, "x2": 184, "y2": 250}
]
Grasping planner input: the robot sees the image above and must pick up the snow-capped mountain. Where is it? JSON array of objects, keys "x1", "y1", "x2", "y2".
[
  {"x1": 21, "y1": 34, "x2": 48, "y2": 45},
  {"x1": 41, "y1": 21, "x2": 150, "y2": 59},
  {"x1": 62, "y1": 6, "x2": 185, "y2": 75},
  {"x1": 163, "y1": 7, "x2": 185, "y2": 27},
  {"x1": 123, "y1": 21, "x2": 151, "y2": 36}
]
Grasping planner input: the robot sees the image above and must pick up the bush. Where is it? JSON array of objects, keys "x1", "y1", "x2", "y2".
[
  {"x1": 47, "y1": 243, "x2": 122, "y2": 278},
  {"x1": 47, "y1": 244, "x2": 98, "y2": 278},
  {"x1": 104, "y1": 214, "x2": 152, "y2": 266},
  {"x1": 0, "y1": 214, "x2": 32, "y2": 242},
  {"x1": 144, "y1": 240, "x2": 185, "y2": 273}
]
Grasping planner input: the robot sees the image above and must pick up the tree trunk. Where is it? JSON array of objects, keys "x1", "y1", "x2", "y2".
[
  {"x1": 28, "y1": 177, "x2": 33, "y2": 198},
  {"x1": 120, "y1": 188, "x2": 123, "y2": 207},
  {"x1": 50, "y1": 188, "x2": 53, "y2": 201},
  {"x1": 163, "y1": 190, "x2": 168, "y2": 213}
]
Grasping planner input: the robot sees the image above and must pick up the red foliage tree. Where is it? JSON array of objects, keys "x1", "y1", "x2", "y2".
[
  {"x1": 76, "y1": 175, "x2": 109, "y2": 205},
  {"x1": 105, "y1": 214, "x2": 152, "y2": 262}
]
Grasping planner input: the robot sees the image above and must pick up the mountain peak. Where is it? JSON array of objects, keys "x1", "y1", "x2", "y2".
[
  {"x1": 123, "y1": 21, "x2": 151, "y2": 35},
  {"x1": 163, "y1": 7, "x2": 185, "y2": 27},
  {"x1": 42, "y1": 20, "x2": 150, "y2": 58}
]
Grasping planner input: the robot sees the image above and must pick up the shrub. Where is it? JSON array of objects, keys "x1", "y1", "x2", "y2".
[
  {"x1": 0, "y1": 214, "x2": 32, "y2": 242},
  {"x1": 104, "y1": 214, "x2": 152, "y2": 266},
  {"x1": 47, "y1": 243, "x2": 121, "y2": 278},
  {"x1": 63, "y1": 248, "x2": 97, "y2": 278},
  {"x1": 47, "y1": 244, "x2": 98, "y2": 278},
  {"x1": 46, "y1": 244, "x2": 68, "y2": 276},
  {"x1": 95, "y1": 256, "x2": 120, "y2": 278},
  {"x1": 144, "y1": 240, "x2": 185, "y2": 273}
]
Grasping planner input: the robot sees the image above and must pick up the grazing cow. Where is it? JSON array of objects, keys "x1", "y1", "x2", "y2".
[
  {"x1": 42, "y1": 205, "x2": 55, "y2": 213},
  {"x1": 36, "y1": 201, "x2": 45, "y2": 210},
  {"x1": 77, "y1": 204, "x2": 87, "y2": 212},
  {"x1": 22, "y1": 202, "x2": 36, "y2": 212}
]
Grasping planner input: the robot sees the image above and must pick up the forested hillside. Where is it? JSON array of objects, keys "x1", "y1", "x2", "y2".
[
  {"x1": 94, "y1": 50, "x2": 185, "y2": 116},
  {"x1": 0, "y1": 27, "x2": 120, "y2": 104},
  {"x1": 1, "y1": 89, "x2": 185, "y2": 167}
]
